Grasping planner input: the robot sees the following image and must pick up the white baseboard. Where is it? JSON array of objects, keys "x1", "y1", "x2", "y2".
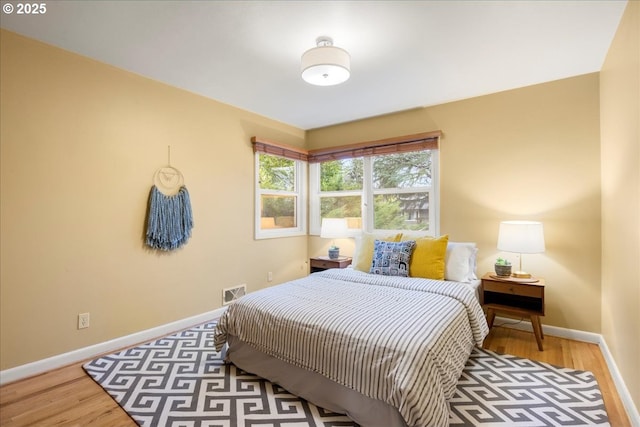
[
  {"x1": 495, "y1": 316, "x2": 639, "y2": 425},
  {"x1": 598, "y1": 335, "x2": 640, "y2": 426},
  {"x1": 0, "y1": 307, "x2": 227, "y2": 386},
  {"x1": 493, "y1": 315, "x2": 602, "y2": 343}
]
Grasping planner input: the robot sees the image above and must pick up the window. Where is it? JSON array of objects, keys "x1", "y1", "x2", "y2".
[
  {"x1": 253, "y1": 138, "x2": 307, "y2": 239},
  {"x1": 371, "y1": 151, "x2": 435, "y2": 230},
  {"x1": 309, "y1": 132, "x2": 440, "y2": 235},
  {"x1": 315, "y1": 157, "x2": 363, "y2": 231}
]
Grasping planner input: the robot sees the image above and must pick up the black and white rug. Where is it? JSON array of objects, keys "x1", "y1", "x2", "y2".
[{"x1": 83, "y1": 321, "x2": 610, "y2": 426}]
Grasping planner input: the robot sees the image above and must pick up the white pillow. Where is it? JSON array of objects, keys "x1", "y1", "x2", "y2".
[{"x1": 444, "y1": 242, "x2": 478, "y2": 282}]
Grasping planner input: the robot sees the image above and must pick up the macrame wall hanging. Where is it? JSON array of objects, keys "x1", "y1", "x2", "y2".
[{"x1": 145, "y1": 146, "x2": 194, "y2": 251}]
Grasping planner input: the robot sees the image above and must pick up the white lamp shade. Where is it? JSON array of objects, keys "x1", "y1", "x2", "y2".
[
  {"x1": 301, "y1": 44, "x2": 350, "y2": 86},
  {"x1": 497, "y1": 221, "x2": 545, "y2": 254},
  {"x1": 320, "y1": 218, "x2": 349, "y2": 239}
]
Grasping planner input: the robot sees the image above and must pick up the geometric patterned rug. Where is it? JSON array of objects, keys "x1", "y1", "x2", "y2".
[
  {"x1": 450, "y1": 349, "x2": 610, "y2": 426},
  {"x1": 83, "y1": 321, "x2": 610, "y2": 426}
]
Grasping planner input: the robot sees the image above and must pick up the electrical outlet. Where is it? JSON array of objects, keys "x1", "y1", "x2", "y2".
[
  {"x1": 78, "y1": 312, "x2": 90, "y2": 329},
  {"x1": 268, "y1": 271, "x2": 273, "y2": 282}
]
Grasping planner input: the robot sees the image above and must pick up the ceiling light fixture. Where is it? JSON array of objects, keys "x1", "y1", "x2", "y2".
[{"x1": 301, "y1": 36, "x2": 350, "y2": 86}]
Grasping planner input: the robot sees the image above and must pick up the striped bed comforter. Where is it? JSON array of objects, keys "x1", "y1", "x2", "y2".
[{"x1": 214, "y1": 268, "x2": 489, "y2": 427}]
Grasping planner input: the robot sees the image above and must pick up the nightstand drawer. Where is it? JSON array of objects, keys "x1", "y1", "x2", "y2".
[
  {"x1": 309, "y1": 257, "x2": 352, "y2": 273},
  {"x1": 310, "y1": 259, "x2": 335, "y2": 269},
  {"x1": 483, "y1": 280, "x2": 543, "y2": 298}
]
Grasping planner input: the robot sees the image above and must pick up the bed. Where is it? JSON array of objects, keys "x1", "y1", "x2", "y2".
[{"x1": 214, "y1": 238, "x2": 489, "y2": 427}]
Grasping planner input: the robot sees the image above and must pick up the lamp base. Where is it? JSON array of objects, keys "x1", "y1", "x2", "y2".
[
  {"x1": 512, "y1": 271, "x2": 532, "y2": 279},
  {"x1": 328, "y1": 248, "x2": 340, "y2": 259}
]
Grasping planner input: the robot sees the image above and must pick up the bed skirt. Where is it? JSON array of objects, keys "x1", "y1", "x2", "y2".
[{"x1": 226, "y1": 335, "x2": 408, "y2": 427}]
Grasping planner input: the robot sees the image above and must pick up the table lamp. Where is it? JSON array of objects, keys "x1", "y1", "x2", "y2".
[
  {"x1": 497, "y1": 220, "x2": 545, "y2": 278},
  {"x1": 320, "y1": 218, "x2": 349, "y2": 259}
]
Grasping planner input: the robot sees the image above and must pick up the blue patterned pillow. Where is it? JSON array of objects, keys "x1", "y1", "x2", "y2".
[{"x1": 369, "y1": 240, "x2": 417, "y2": 277}]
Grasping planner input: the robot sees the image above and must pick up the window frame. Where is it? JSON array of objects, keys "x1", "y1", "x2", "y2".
[
  {"x1": 309, "y1": 150, "x2": 439, "y2": 236},
  {"x1": 254, "y1": 151, "x2": 307, "y2": 240},
  {"x1": 309, "y1": 132, "x2": 441, "y2": 236},
  {"x1": 252, "y1": 132, "x2": 440, "y2": 239},
  {"x1": 309, "y1": 162, "x2": 364, "y2": 237}
]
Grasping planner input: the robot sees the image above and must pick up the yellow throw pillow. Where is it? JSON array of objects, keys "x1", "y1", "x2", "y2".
[
  {"x1": 353, "y1": 232, "x2": 403, "y2": 272},
  {"x1": 405, "y1": 234, "x2": 449, "y2": 279}
]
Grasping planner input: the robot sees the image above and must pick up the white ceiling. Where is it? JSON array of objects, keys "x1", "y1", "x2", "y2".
[{"x1": 0, "y1": 1, "x2": 627, "y2": 130}]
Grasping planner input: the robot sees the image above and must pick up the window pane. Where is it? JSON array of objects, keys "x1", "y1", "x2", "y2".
[
  {"x1": 374, "y1": 192, "x2": 429, "y2": 231},
  {"x1": 261, "y1": 195, "x2": 296, "y2": 229},
  {"x1": 373, "y1": 152, "x2": 432, "y2": 189},
  {"x1": 320, "y1": 158, "x2": 363, "y2": 191},
  {"x1": 321, "y1": 196, "x2": 362, "y2": 230},
  {"x1": 259, "y1": 154, "x2": 295, "y2": 191}
]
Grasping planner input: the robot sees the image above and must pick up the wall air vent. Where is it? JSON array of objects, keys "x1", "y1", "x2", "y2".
[{"x1": 223, "y1": 284, "x2": 246, "y2": 305}]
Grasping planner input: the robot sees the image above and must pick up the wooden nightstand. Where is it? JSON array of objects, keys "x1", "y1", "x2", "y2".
[
  {"x1": 481, "y1": 272, "x2": 546, "y2": 350},
  {"x1": 310, "y1": 256, "x2": 352, "y2": 273}
]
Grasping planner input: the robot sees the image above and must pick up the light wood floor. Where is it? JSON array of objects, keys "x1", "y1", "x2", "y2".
[{"x1": 0, "y1": 326, "x2": 631, "y2": 426}]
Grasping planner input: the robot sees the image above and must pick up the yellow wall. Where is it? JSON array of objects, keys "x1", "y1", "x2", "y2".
[
  {"x1": 308, "y1": 73, "x2": 602, "y2": 333},
  {"x1": 600, "y1": 1, "x2": 640, "y2": 410},
  {"x1": 0, "y1": 30, "x2": 309, "y2": 370}
]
